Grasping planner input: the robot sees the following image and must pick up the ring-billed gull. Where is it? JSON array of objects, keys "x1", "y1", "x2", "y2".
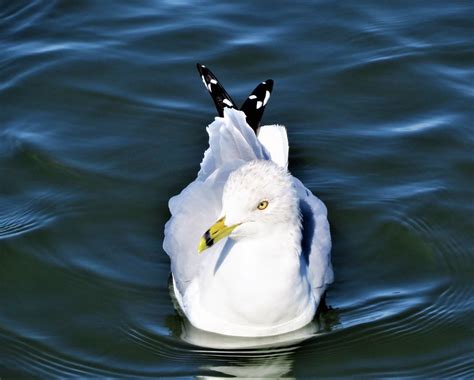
[{"x1": 163, "y1": 64, "x2": 333, "y2": 337}]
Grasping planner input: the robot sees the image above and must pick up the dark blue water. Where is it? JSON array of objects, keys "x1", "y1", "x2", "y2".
[{"x1": 1, "y1": 0, "x2": 473, "y2": 377}]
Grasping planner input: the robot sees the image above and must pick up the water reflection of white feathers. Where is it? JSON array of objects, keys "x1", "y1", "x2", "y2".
[
  {"x1": 176, "y1": 313, "x2": 315, "y2": 378},
  {"x1": 200, "y1": 352, "x2": 294, "y2": 378}
]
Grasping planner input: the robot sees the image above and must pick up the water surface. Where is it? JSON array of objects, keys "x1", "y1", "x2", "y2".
[{"x1": 1, "y1": 0, "x2": 473, "y2": 377}]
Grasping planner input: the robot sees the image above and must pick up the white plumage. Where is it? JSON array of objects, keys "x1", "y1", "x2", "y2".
[
  {"x1": 163, "y1": 106, "x2": 333, "y2": 337},
  {"x1": 257, "y1": 124, "x2": 289, "y2": 168}
]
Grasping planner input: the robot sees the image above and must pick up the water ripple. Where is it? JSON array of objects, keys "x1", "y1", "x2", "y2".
[{"x1": 0, "y1": 196, "x2": 56, "y2": 239}]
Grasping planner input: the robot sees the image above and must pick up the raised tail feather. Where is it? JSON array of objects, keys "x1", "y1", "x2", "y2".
[
  {"x1": 196, "y1": 63, "x2": 273, "y2": 133},
  {"x1": 196, "y1": 63, "x2": 236, "y2": 117},
  {"x1": 240, "y1": 79, "x2": 273, "y2": 132}
]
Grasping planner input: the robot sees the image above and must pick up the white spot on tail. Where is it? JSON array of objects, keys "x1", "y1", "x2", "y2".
[
  {"x1": 263, "y1": 90, "x2": 270, "y2": 106},
  {"x1": 223, "y1": 99, "x2": 233, "y2": 107},
  {"x1": 249, "y1": 95, "x2": 257, "y2": 100},
  {"x1": 210, "y1": 79, "x2": 217, "y2": 84}
]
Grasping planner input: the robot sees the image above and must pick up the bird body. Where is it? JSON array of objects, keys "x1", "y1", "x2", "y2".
[{"x1": 163, "y1": 65, "x2": 333, "y2": 337}]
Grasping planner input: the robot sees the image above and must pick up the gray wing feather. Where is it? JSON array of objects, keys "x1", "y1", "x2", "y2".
[{"x1": 293, "y1": 178, "x2": 333, "y2": 296}]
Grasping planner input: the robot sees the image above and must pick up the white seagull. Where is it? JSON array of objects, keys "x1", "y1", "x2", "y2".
[{"x1": 163, "y1": 64, "x2": 333, "y2": 337}]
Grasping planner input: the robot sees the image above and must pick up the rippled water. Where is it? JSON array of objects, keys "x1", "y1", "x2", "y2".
[{"x1": 1, "y1": 0, "x2": 473, "y2": 377}]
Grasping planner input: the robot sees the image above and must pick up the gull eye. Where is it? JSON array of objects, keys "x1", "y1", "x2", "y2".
[{"x1": 257, "y1": 200, "x2": 269, "y2": 210}]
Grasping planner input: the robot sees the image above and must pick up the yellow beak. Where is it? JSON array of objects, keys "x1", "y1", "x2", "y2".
[{"x1": 198, "y1": 217, "x2": 239, "y2": 254}]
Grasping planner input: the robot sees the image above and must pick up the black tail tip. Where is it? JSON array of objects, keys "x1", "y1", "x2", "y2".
[
  {"x1": 264, "y1": 79, "x2": 274, "y2": 90},
  {"x1": 195, "y1": 64, "x2": 274, "y2": 132}
]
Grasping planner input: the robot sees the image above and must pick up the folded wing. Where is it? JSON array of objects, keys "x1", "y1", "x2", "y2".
[{"x1": 293, "y1": 178, "x2": 334, "y2": 298}]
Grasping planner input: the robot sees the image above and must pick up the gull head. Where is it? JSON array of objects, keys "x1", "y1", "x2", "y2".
[{"x1": 198, "y1": 160, "x2": 301, "y2": 253}]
